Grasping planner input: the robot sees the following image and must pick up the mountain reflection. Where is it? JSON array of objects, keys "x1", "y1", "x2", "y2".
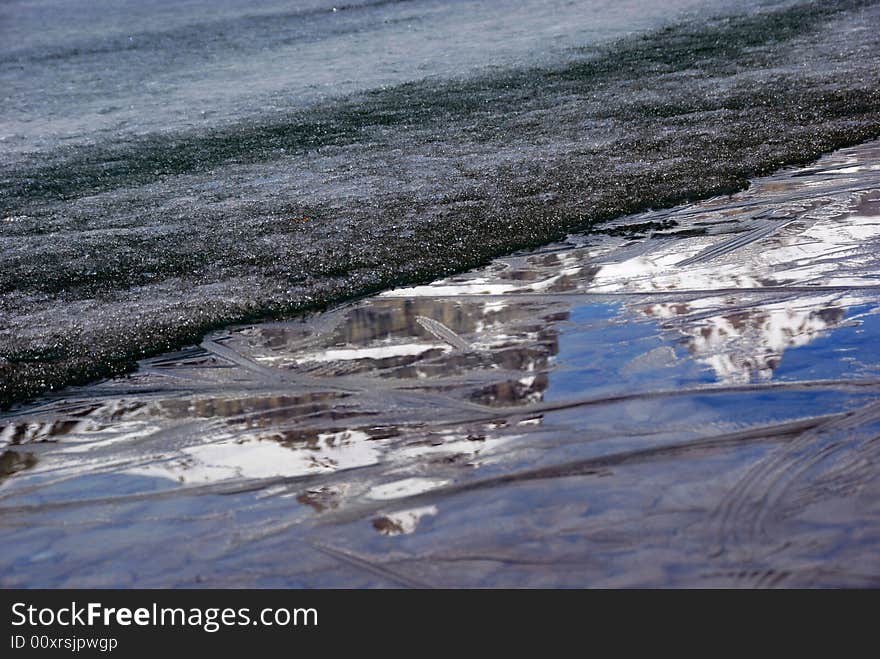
[
  {"x1": 646, "y1": 298, "x2": 848, "y2": 383},
  {"x1": 1, "y1": 143, "x2": 878, "y2": 506}
]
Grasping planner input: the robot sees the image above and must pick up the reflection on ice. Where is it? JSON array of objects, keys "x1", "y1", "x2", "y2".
[
  {"x1": 670, "y1": 297, "x2": 850, "y2": 383},
  {"x1": 368, "y1": 478, "x2": 451, "y2": 501},
  {"x1": 373, "y1": 506, "x2": 439, "y2": 536},
  {"x1": 128, "y1": 429, "x2": 381, "y2": 483},
  {"x1": 2, "y1": 140, "x2": 880, "y2": 587},
  {"x1": 293, "y1": 342, "x2": 449, "y2": 364},
  {"x1": 0, "y1": 450, "x2": 36, "y2": 483},
  {"x1": 590, "y1": 197, "x2": 880, "y2": 294}
]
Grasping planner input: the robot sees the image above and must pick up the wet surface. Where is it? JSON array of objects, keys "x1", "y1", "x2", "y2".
[
  {"x1": 2, "y1": 140, "x2": 880, "y2": 587},
  {"x1": 3, "y1": 0, "x2": 880, "y2": 408}
]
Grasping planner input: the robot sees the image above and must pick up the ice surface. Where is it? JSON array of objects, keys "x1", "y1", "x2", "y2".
[
  {"x1": 3, "y1": 0, "x2": 880, "y2": 406},
  {"x1": 2, "y1": 139, "x2": 879, "y2": 587}
]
